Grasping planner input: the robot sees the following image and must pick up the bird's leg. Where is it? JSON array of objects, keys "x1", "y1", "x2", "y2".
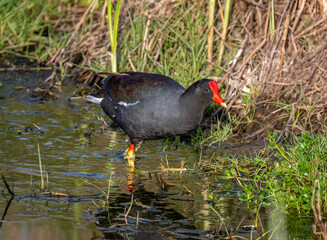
[
  {"x1": 123, "y1": 140, "x2": 142, "y2": 170},
  {"x1": 123, "y1": 140, "x2": 142, "y2": 163},
  {"x1": 125, "y1": 144, "x2": 135, "y2": 168}
]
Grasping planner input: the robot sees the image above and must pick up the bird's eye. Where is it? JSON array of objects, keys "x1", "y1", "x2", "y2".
[{"x1": 204, "y1": 88, "x2": 209, "y2": 92}]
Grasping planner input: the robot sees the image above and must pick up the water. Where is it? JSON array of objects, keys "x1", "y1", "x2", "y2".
[{"x1": 0, "y1": 69, "x2": 314, "y2": 239}]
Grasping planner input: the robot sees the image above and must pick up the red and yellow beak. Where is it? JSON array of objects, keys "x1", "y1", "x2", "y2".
[{"x1": 209, "y1": 81, "x2": 227, "y2": 108}]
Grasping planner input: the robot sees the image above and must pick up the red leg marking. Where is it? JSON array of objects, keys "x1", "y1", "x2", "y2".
[{"x1": 128, "y1": 144, "x2": 135, "y2": 153}]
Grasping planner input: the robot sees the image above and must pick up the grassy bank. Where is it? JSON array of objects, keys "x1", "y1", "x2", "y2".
[
  {"x1": 224, "y1": 130, "x2": 326, "y2": 215},
  {"x1": 0, "y1": 0, "x2": 70, "y2": 62},
  {"x1": 202, "y1": 130, "x2": 327, "y2": 238}
]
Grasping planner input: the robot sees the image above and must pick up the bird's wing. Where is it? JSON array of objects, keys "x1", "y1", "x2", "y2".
[{"x1": 99, "y1": 72, "x2": 185, "y2": 103}]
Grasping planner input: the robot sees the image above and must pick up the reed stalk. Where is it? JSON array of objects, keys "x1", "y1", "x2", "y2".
[
  {"x1": 37, "y1": 143, "x2": 44, "y2": 190},
  {"x1": 207, "y1": 0, "x2": 215, "y2": 64},
  {"x1": 269, "y1": 0, "x2": 275, "y2": 37},
  {"x1": 107, "y1": 0, "x2": 121, "y2": 72},
  {"x1": 217, "y1": 0, "x2": 233, "y2": 67}
]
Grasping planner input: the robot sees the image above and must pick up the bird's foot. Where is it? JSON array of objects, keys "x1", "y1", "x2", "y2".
[{"x1": 134, "y1": 141, "x2": 143, "y2": 152}]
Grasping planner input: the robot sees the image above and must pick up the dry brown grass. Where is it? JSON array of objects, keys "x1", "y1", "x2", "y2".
[
  {"x1": 44, "y1": 0, "x2": 327, "y2": 138},
  {"x1": 226, "y1": 0, "x2": 327, "y2": 138}
]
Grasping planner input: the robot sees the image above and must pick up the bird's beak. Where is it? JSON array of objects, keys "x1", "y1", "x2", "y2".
[{"x1": 221, "y1": 102, "x2": 227, "y2": 108}]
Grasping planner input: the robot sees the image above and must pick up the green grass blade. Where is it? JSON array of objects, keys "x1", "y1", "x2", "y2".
[
  {"x1": 269, "y1": 0, "x2": 275, "y2": 37},
  {"x1": 113, "y1": 0, "x2": 121, "y2": 43},
  {"x1": 37, "y1": 143, "x2": 44, "y2": 191},
  {"x1": 107, "y1": 0, "x2": 121, "y2": 72},
  {"x1": 107, "y1": 0, "x2": 114, "y2": 46}
]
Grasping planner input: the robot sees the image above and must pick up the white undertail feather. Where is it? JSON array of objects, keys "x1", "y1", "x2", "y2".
[{"x1": 86, "y1": 95, "x2": 103, "y2": 104}]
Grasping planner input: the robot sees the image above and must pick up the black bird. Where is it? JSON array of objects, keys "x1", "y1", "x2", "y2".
[{"x1": 87, "y1": 72, "x2": 226, "y2": 168}]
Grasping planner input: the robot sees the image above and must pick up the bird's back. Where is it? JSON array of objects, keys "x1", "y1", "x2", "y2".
[{"x1": 100, "y1": 73, "x2": 188, "y2": 140}]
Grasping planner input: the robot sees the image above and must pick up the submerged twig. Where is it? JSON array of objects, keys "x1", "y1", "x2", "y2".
[
  {"x1": 0, "y1": 196, "x2": 13, "y2": 228},
  {"x1": 1, "y1": 169, "x2": 15, "y2": 197},
  {"x1": 124, "y1": 194, "x2": 134, "y2": 224},
  {"x1": 84, "y1": 180, "x2": 107, "y2": 198}
]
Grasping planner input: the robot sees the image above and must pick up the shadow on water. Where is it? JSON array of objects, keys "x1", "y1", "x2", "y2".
[{"x1": 0, "y1": 66, "x2": 314, "y2": 239}]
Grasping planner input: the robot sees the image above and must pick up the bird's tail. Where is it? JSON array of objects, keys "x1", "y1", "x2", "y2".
[{"x1": 86, "y1": 95, "x2": 103, "y2": 104}]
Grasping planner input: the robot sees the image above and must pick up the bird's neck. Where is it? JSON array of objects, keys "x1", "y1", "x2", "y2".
[{"x1": 179, "y1": 87, "x2": 207, "y2": 125}]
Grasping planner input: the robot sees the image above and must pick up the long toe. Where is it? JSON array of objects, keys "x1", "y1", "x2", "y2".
[{"x1": 134, "y1": 141, "x2": 143, "y2": 152}]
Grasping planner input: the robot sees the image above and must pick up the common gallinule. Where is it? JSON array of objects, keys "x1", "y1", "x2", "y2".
[{"x1": 87, "y1": 72, "x2": 226, "y2": 168}]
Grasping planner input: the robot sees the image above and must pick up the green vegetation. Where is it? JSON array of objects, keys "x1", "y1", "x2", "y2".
[
  {"x1": 37, "y1": 143, "x2": 45, "y2": 190},
  {"x1": 217, "y1": 0, "x2": 233, "y2": 66},
  {"x1": 107, "y1": 0, "x2": 121, "y2": 72},
  {"x1": 209, "y1": 130, "x2": 327, "y2": 216},
  {"x1": 202, "y1": 130, "x2": 327, "y2": 238},
  {"x1": 101, "y1": 1, "x2": 223, "y2": 82},
  {"x1": 193, "y1": 115, "x2": 236, "y2": 146},
  {"x1": 269, "y1": 0, "x2": 275, "y2": 37},
  {"x1": 0, "y1": 0, "x2": 67, "y2": 62}
]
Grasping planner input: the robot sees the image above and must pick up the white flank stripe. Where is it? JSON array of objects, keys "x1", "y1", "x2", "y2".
[{"x1": 118, "y1": 101, "x2": 140, "y2": 107}]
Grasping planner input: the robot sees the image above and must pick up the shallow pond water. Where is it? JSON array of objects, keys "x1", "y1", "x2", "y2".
[{"x1": 0, "y1": 69, "x2": 314, "y2": 239}]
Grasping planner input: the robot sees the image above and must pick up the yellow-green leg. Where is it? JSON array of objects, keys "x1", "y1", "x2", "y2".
[
  {"x1": 126, "y1": 144, "x2": 135, "y2": 169},
  {"x1": 123, "y1": 141, "x2": 142, "y2": 170}
]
